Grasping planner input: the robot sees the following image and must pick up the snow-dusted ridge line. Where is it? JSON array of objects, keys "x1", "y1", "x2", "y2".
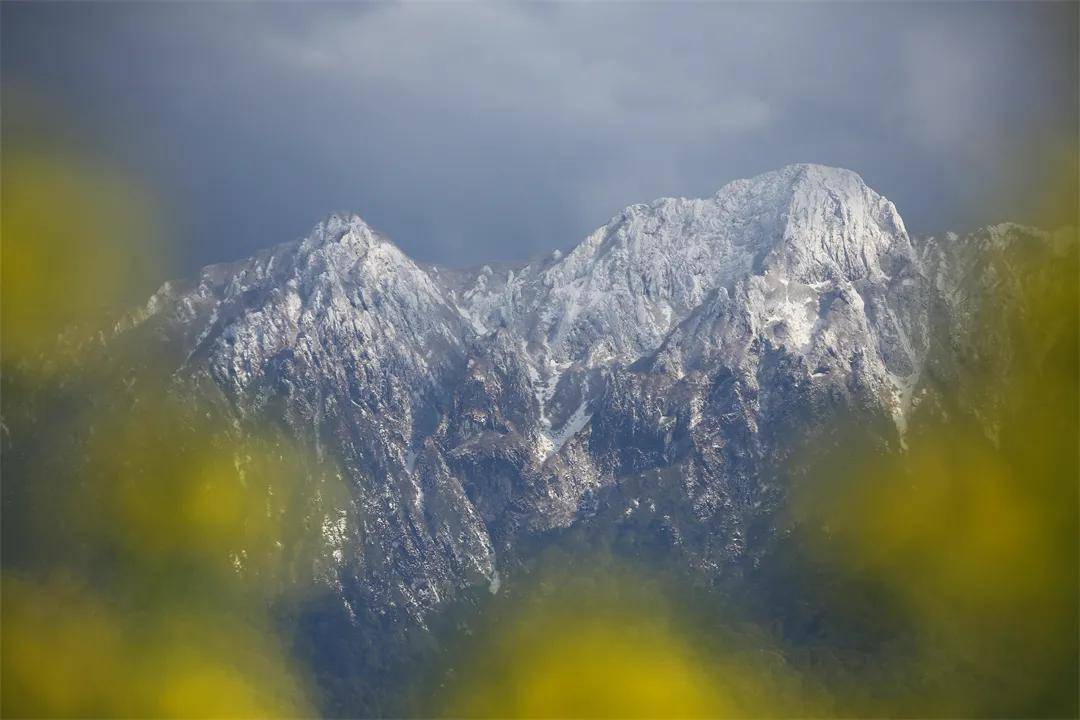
[
  {"x1": 128, "y1": 163, "x2": 924, "y2": 441},
  {"x1": 448, "y1": 164, "x2": 912, "y2": 362},
  {"x1": 107, "y1": 160, "x2": 1070, "y2": 627}
]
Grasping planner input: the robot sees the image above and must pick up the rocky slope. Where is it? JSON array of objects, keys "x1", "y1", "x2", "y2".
[{"x1": 117, "y1": 163, "x2": 1070, "y2": 633}]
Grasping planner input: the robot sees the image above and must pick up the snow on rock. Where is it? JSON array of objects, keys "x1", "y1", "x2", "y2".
[
  {"x1": 122, "y1": 163, "x2": 1024, "y2": 624},
  {"x1": 455, "y1": 164, "x2": 920, "y2": 378}
]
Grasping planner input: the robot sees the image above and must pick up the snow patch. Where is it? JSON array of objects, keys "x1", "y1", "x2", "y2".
[{"x1": 537, "y1": 393, "x2": 592, "y2": 461}]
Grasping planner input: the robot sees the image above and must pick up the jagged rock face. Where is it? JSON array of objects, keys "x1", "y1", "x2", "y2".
[
  {"x1": 455, "y1": 164, "x2": 919, "y2": 367},
  {"x1": 120, "y1": 164, "x2": 1062, "y2": 621},
  {"x1": 134, "y1": 214, "x2": 496, "y2": 615}
]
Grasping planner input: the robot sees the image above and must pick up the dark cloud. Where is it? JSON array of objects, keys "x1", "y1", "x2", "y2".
[{"x1": 3, "y1": 2, "x2": 1076, "y2": 275}]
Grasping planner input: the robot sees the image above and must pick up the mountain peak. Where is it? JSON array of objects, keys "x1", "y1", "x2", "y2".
[
  {"x1": 749, "y1": 161, "x2": 862, "y2": 186},
  {"x1": 712, "y1": 163, "x2": 866, "y2": 201},
  {"x1": 300, "y1": 212, "x2": 384, "y2": 253},
  {"x1": 444, "y1": 164, "x2": 918, "y2": 368},
  {"x1": 707, "y1": 163, "x2": 909, "y2": 284},
  {"x1": 788, "y1": 161, "x2": 866, "y2": 185}
]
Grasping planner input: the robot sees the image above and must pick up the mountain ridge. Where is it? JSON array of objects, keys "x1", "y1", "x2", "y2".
[
  {"x1": 111, "y1": 164, "x2": 1067, "y2": 632},
  {"x1": 10, "y1": 162, "x2": 1064, "y2": 715}
]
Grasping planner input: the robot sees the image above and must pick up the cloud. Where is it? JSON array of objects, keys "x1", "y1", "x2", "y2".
[
  {"x1": 901, "y1": 28, "x2": 985, "y2": 152},
  {"x1": 2, "y1": 2, "x2": 1075, "y2": 273},
  {"x1": 259, "y1": 4, "x2": 773, "y2": 138}
]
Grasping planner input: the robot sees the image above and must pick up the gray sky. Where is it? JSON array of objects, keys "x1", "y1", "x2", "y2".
[{"x1": 3, "y1": 2, "x2": 1077, "y2": 275}]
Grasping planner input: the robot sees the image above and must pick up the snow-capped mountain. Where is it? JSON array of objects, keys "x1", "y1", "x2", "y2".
[
  {"x1": 119, "y1": 163, "x2": 1068, "y2": 631},
  {"x1": 455, "y1": 164, "x2": 916, "y2": 367}
]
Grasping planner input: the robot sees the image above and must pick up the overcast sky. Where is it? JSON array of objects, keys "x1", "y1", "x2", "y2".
[{"x1": 3, "y1": 2, "x2": 1077, "y2": 274}]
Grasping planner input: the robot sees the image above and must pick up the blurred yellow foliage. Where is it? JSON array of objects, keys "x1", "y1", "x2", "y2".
[
  {"x1": 1, "y1": 148, "x2": 165, "y2": 368},
  {"x1": 1, "y1": 392, "x2": 351, "y2": 717},
  {"x1": 2, "y1": 575, "x2": 313, "y2": 717},
  {"x1": 439, "y1": 561, "x2": 824, "y2": 718},
  {"x1": 786, "y1": 224, "x2": 1078, "y2": 716},
  {"x1": 1, "y1": 111, "x2": 351, "y2": 715},
  {"x1": 1, "y1": 92, "x2": 1075, "y2": 718}
]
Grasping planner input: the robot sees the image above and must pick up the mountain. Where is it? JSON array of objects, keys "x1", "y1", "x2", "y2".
[
  {"x1": 117, "y1": 163, "x2": 1068, "y2": 605},
  {"x1": 107, "y1": 164, "x2": 1071, "y2": 711}
]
